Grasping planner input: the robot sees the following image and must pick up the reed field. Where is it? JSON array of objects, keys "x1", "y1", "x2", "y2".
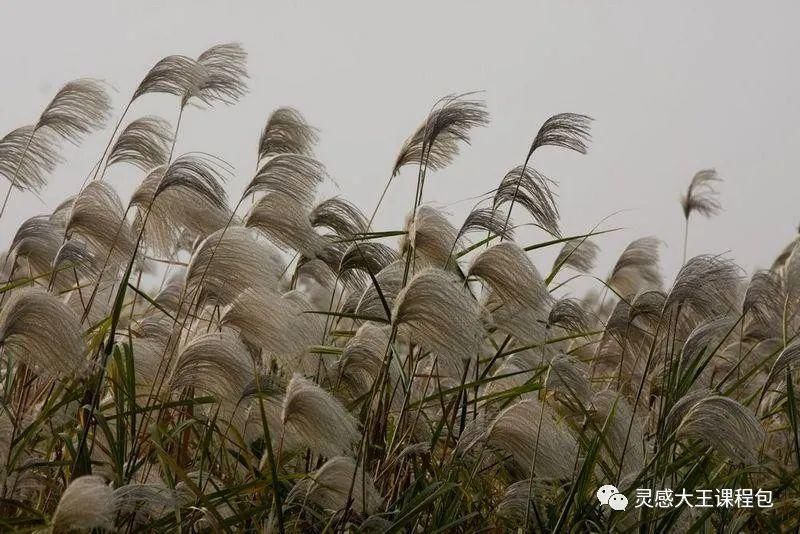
[{"x1": 1, "y1": 42, "x2": 798, "y2": 532}]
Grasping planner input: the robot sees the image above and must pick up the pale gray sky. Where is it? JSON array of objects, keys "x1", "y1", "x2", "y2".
[{"x1": 2, "y1": 1, "x2": 799, "y2": 289}]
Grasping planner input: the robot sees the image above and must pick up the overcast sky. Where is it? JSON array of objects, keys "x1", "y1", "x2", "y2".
[{"x1": 2, "y1": 1, "x2": 799, "y2": 290}]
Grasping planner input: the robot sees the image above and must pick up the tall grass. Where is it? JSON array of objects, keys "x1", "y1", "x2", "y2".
[{"x1": 0, "y1": 43, "x2": 797, "y2": 532}]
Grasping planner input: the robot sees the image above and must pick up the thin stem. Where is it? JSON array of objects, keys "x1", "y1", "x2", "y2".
[
  {"x1": 0, "y1": 128, "x2": 36, "y2": 220},
  {"x1": 682, "y1": 216, "x2": 689, "y2": 265}
]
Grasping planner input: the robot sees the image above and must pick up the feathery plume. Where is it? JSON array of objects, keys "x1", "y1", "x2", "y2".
[
  {"x1": 681, "y1": 169, "x2": 722, "y2": 219},
  {"x1": 0, "y1": 288, "x2": 86, "y2": 378},
  {"x1": 0, "y1": 126, "x2": 60, "y2": 192},
  {"x1": 66, "y1": 181, "x2": 136, "y2": 262},
  {"x1": 393, "y1": 269, "x2": 485, "y2": 369},
  {"x1": 245, "y1": 191, "x2": 324, "y2": 257},
  {"x1": 35, "y1": 79, "x2": 111, "y2": 143},
  {"x1": 393, "y1": 93, "x2": 489, "y2": 176},
  {"x1": 493, "y1": 165, "x2": 560, "y2": 237},
  {"x1": 590, "y1": 390, "x2": 645, "y2": 475},
  {"x1": 132, "y1": 55, "x2": 205, "y2": 102},
  {"x1": 184, "y1": 226, "x2": 285, "y2": 307},
  {"x1": 496, "y1": 480, "x2": 559, "y2": 527},
  {"x1": 51, "y1": 240, "x2": 99, "y2": 289},
  {"x1": 547, "y1": 298, "x2": 590, "y2": 334},
  {"x1": 552, "y1": 238, "x2": 599, "y2": 274},
  {"x1": 353, "y1": 260, "x2": 405, "y2": 320},
  {"x1": 743, "y1": 270, "x2": 784, "y2": 339},
  {"x1": 107, "y1": 116, "x2": 172, "y2": 171},
  {"x1": 333, "y1": 323, "x2": 396, "y2": 402},
  {"x1": 546, "y1": 354, "x2": 593, "y2": 406},
  {"x1": 401, "y1": 205, "x2": 458, "y2": 269},
  {"x1": 456, "y1": 206, "x2": 514, "y2": 243},
  {"x1": 51, "y1": 476, "x2": 114, "y2": 532},
  {"x1": 763, "y1": 341, "x2": 800, "y2": 395},
  {"x1": 486, "y1": 398, "x2": 578, "y2": 478},
  {"x1": 665, "y1": 255, "x2": 741, "y2": 319},
  {"x1": 607, "y1": 237, "x2": 662, "y2": 297},
  {"x1": 310, "y1": 197, "x2": 367, "y2": 237},
  {"x1": 288, "y1": 456, "x2": 381, "y2": 515},
  {"x1": 8, "y1": 214, "x2": 64, "y2": 275},
  {"x1": 171, "y1": 331, "x2": 253, "y2": 418},
  {"x1": 222, "y1": 290, "x2": 325, "y2": 373},
  {"x1": 258, "y1": 107, "x2": 318, "y2": 161},
  {"x1": 339, "y1": 242, "x2": 398, "y2": 279},
  {"x1": 113, "y1": 483, "x2": 178, "y2": 526},
  {"x1": 470, "y1": 242, "x2": 551, "y2": 345},
  {"x1": 282, "y1": 375, "x2": 360, "y2": 457},
  {"x1": 0, "y1": 79, "x2": 109, "y2": 215},
  {"x1": 195, "y1": 42, "x2": 248, "y2": 105},
  {"x1": 469, "y1": 242, "x2": 550, "y2": 312},
  {"x1": 244, "y1": 153, "x2": 327, "y2": 206},
  {"x1": 131, "y1": 154, "x2": 232, "y2": 255},
  {"x1": 528, "y1": 113, "x2": 593, "y2": 156},
  {"x1": 675, "y1": 395, "x2": 763, "y2": 464},
  {"x1": 679, "y1": 315, "x2": 737, "y2": 375}
]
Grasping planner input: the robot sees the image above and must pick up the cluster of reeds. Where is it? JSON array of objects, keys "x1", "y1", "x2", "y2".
[{"x1": 0, "y1": 43, "x2": 797, "y2": 532}]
